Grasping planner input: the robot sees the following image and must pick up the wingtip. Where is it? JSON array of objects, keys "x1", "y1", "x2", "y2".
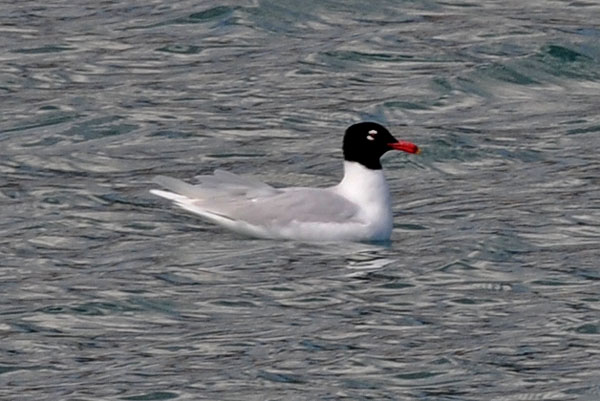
[{"x1": 150, "y1": 188, "x2": 189, "y2": 203}]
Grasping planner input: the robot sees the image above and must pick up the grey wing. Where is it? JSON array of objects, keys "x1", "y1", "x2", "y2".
[
  {"x1": 214, "y1": 188, "x2": 361, "y2": 226},
  {"x1": 194, "y1": 169, "x2": 276, "y2": 195},
  {"x1": 152, "y1": 171, "x2": 360, "y2": 226},
  {"x1": 153, "y1": 169, "x2": 280, "y2": 200}
]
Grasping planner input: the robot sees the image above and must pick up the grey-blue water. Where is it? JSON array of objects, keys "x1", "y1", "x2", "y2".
[{"x1": 2, "y1": 1, "x2": 600, "y2": 400}]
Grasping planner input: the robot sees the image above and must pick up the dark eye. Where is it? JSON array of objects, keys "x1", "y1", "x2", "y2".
[{"x1": 367, "y1": 129, "x2": 377, "y2": 141}]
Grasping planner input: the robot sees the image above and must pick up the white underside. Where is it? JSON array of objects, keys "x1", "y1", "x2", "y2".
[{"x1": 150, "y1": 162, "x2": 394, "y2": 242}]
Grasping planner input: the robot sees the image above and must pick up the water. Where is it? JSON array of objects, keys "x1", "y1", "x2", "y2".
[{"x1": 2, "y1": 0, "x2": 600, "y2": 399}]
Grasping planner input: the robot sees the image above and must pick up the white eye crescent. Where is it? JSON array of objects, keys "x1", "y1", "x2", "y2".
[
  {"x1": 367, "y1": 135, "x2": 375, "y2": 141},
  {"x1": 368, "y1": 130, "x2": 378, "y2": 135}
]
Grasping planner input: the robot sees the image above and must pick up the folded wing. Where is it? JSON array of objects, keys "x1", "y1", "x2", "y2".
[{"x1": 151, "y1": 170, "x2": 360, "y2": 227}]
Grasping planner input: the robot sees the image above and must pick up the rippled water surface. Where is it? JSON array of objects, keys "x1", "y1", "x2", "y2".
[{"x1": 2, "y1": 1, "x2": 600, "y2": 400}]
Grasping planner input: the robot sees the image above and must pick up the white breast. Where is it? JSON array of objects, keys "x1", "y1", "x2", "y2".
[{"x1": 333, "y1": 161, "x2": 393, "y2": 240}]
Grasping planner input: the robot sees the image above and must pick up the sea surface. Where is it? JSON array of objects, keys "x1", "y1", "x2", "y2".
[{"x1": 2, "y1": 1, "x2": 600, "y2": 400}]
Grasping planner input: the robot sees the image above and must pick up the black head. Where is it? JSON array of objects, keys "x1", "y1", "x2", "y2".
[{"x1": 342, "y1": 122, "x2": 419, "y2": 170}]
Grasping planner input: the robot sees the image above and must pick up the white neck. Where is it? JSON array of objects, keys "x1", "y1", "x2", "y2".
[
  {"x1": 335, "y1": 161, "x2": 391, "y2": 211},
  {"x1": 333, "y1": 161, "x2": 394, "y2": 240}
]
